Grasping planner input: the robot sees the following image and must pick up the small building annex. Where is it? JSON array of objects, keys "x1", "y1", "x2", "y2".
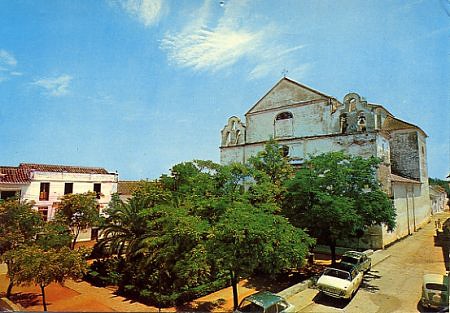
[
  {"x1": 0, "y1": 163, "x2": 118, "y2": 241},
  {"x1": 220, "y1": 77, "x2": 431, "y2": 249}
]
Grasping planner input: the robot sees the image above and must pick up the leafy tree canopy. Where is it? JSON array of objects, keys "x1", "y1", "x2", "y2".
[
  {"x1": 54, "y1": 192, "x2": 100, "y2": 249},
  {"x1": 283, "y1": 151, "x2": 396, "y2": 263},
  {"x1": 208, "y1": 202, "x2": 314, "y2": 309},
  {"x1": 0, "y1": 199, "x2": 43, "y2": 254}
]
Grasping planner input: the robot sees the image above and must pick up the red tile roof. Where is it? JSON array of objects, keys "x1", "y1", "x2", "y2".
[
  {"x1": 0, "y1": 166, "x2": 30, "y2": 184},
  {"x1": 19, "y1": 163, "x2": 110, "y2": 174},
  {"x1": 0, "y1": 163, "x2": 112, "y2": 184},
  {"x1": 390, "y1": 174, "x2": 422, "y2": 184}
]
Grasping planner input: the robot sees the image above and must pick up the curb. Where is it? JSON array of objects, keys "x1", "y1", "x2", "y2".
[
  {"x1": 371, "y1": 251, "x2": 391, "y2": 267},
  {"x1": 277, "y1": 278, "x2": 314, "y2": 298}
]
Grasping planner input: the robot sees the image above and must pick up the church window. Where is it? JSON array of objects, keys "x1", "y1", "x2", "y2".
[
  {"x1": 349, "y1": 98, "x2": 356, "y2": 112},
  {"x1": 276, "y1": 112, "x2": 293, "y2": 120},
  {"x1": 339, "y1": 113, "x2": 348, "y2": 133},
  {"x1": 280, "y1": 145, "x2": 289, "y2": 157},
  {"x1": 274, "y1": 111, "x2": 294, "y2": 138}
]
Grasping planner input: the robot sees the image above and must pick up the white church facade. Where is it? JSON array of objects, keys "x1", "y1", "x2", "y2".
[{"x1": 220, "y1": 77, "x2": 431, "y2": 249}]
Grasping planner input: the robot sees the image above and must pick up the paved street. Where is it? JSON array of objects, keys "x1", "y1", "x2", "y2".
[{"x1": 291, "y1": 212, "x2": 449, "y2": 312}]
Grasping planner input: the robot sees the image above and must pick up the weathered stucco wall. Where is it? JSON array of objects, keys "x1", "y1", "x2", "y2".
[
  {"x1": 245, "y1": 100, "x2": 333, "y2": 143},
  {"x1": 247, "y1": 79, "x2": 326, "y2": 113},
  {"x1": 221, "y1": 132, "x2": 380, "y2": 165},
  {"x1": 383, "y1": 182, "x2": 431, "y2": 246}
]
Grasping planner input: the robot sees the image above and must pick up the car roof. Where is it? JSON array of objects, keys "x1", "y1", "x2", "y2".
[
  {"x1": 242, "y1": 291, "x2": 285, "y2": 309},
  {"x1": 342, "y1": 251, "x2": 363, "y2": 258},
  {"x1": 327, "y1": 262, "x2": 357, "y2": 272},
  {"x1": 423, "y1": 274, "x2": 449, "y2": 285}
]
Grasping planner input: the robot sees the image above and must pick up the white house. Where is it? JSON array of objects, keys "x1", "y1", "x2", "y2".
[
  {"x1": 220, "y1": 77, "x2": 431, "y2": 249},
  {"x1": 429, "y1": 185, "x2": 448, "y2": 214},
  {"x1": 0, "y1": 163, "x2": 118, "y2": 241}
]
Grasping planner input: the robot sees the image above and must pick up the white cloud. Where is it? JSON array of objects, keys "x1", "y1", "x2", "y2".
[
  {"x1": 160, "y1": 0, "x2": 310, "y2": 79},
  {"x1": 0, "y1": 49, "x2": 17, "y2": 67},
  {"x1": 116, "y1": 0, "x2": 165, "y2": 27},
  {"x1": 32, "y1": 74, "x2": 73, "y2": 97},
  {"x1": 161, "y1": 0, "x2": 264, "y2": 72},
  {"x1": 162, "y1": 26, "x2": 262, "y2": 71},
  {"x1": 0, "y1": 49, "x2": 20, "y2": 83}
]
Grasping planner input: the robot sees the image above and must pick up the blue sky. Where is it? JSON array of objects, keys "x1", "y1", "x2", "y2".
[{"x1": 0, "y1": 0, "x2": 448, "y2": 180}]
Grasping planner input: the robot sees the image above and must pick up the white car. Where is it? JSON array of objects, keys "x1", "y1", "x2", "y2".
[
  {"x1": 317, "y1": 263, "x2": 364, "y2": 300},
  {"x1": 340, "y1": 250, "x2": 372, "y2": 273},
  {"x1": 421, "y1": 273, "x2": 448, "y2": 310}
]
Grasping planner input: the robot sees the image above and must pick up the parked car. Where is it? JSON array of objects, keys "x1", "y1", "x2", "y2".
[
  {"x1": 421, "y1": 273, "x2": 449, "y2": 310},
  {"x1": 340, "y1": 250, "x2": 372, "y2": 273},
  {"x1": 235, "y1": 291, "x2": 295, "y2": 313},
  {"x1": 317, "y1": 263, "x2": 364, "y2": 300}
]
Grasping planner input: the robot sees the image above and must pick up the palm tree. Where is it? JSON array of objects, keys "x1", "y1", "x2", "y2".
[{"x1": 96, "y1": 195, "x2": 152, "y2": 259}]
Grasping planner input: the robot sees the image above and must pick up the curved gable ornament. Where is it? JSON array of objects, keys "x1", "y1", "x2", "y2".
[
  {"x1": 343, "y1": 92, "x2": 368, "y2": 112},
  {"x1": 339, "y1": 93, "x2": 372, "y2": 134},
  {"x1": 221, "y1": 116, "x2": 246, "y2": 147}
]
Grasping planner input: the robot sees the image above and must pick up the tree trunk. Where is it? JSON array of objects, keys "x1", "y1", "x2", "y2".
[
  {"x1": 6, "y1": 280, "x2": 14, "y2": 299},
  {"x1": 330, "y1": 241, "x2": 337, "y2": 265},
  {"x1": 40, "y1": 284, "x2": 47, "y2": 311},
  {"x1": 231, "y1": 271, "x2": 239, "y2": 310},
  {"x1": 71, "y1": 228, "x2": 80, "y2": 250},
  {"x1": 5, "y1": 261, "x2": 14, "y2": 299}
]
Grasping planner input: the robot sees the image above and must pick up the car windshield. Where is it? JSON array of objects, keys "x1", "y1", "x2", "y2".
[
  {"x1": 341, "y1": 256, "x2": 358, "y2": 264},
  {"x1": 324, "y1": 268, "x2": 351, "y2": 281},
  {"x1": 425, "y1": 283, "x2": 448, "y2": 291},
  {"x1": 237, "y1": 300, "x2": 264, "y2": 312}
]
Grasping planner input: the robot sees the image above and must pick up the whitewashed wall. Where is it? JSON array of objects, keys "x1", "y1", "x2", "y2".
[{"x1": 20, "y1": 171, "x2": 118, "y2": 241}]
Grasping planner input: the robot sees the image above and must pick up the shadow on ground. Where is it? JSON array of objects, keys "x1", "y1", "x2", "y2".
[
  {"x1": 360, "y1": 269, "x2": 382, "y2": 293},
  {"x1": 312, "y1": 292, "x2": 350, "y2": 309},
  {"x1": 416, "y1": 299, "x2": 449, "y2": 313},
  {"x1": 244, "y1": 263, "x2": 325, "y2": 293},
  {"x1": 9, "y1": 292, "x2": 41, "y2": 308},
  {"x1": 434, "y1": 218, "x2": 450, "y2": 271},
  {"x1": 176, "y1": 298, "x2": 229, "y2": 313}
]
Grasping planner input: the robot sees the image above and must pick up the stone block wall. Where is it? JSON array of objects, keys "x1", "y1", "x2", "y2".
[{"x1": 389, "y1": 131, "x2": 420, "y2": 180}]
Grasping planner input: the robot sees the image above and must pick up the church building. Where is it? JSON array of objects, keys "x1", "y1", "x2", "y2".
[{"x1": 220, "y1": 77, "x2": 431, "y2": 249}]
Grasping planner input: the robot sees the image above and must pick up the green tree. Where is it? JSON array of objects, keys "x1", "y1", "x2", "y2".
[
  {"x1": 0, "y1": 199, "x2": 43, "y2": 298},
  {"x1": 96, "y1": 194, "x2": 156, "y2": 259},
  {"x1": 208, "y1": 203, "x2": 314, "y2": 309},
  {"x1": 36, "y1": 221, "x2": 73, "y2": 250},
  {"x1": 283, "y1": 151, "x2": 396, "y2": 263},
  {"x1": 429, "y1": 177, "x2": 450, "y2": 198},
  {"x1": 125, "y1": 204, "x2": 211, "y2": 305},
  {"x1": 55, "y1": 192, "x2": 99, "y2": 249},
  {"x1": 247, "y1": 139, "x2": 294, "y2": 206},
  {"x1": 4, "y1": 245, "x2": 87, "y2": 311}
]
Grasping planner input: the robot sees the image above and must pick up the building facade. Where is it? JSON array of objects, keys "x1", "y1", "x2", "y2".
[
  {"x1": 429, "y1": 185, "x2": 449, "y2": 214},
  {"x1": 0, "y1": 163, "x2": 118, "y2": 241},
  {"x1": 220, "y1": 77, "x2": 431, "y2": 249}
]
